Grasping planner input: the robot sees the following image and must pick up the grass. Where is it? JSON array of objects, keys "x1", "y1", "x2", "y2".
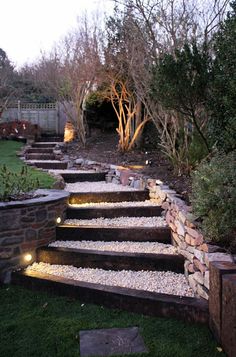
[
  {"x1": 0, "y1": 285, "x2": 224, "y2": 357},
  {"x1": 0, "y1": 140, "x2": 55, "y2": 190}
]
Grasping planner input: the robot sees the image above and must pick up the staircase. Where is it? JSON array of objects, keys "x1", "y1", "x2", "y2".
[
  {"x1": 25, "y1": 136, "x2": 68, "y2": 170},
  {"x1": 13, "y1": 142, "x2": 209, "y2": 324}
]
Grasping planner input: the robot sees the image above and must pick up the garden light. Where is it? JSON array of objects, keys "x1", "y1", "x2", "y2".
[
  {"x1": 24, "y1": 253, "x2": 33, "y2": 263},
  {"x1": 56, "y1": 216, "x2": 62, "y2": 224}
]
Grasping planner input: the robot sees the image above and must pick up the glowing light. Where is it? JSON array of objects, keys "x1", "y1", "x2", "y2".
[
  {"x1": 64, "y1": 121, "x2": 75, "y2": 142},
  {"x1": 56, "y1": 217, "x2": 62, "y2": 224},
  {"x1": 24, "y1": 253, "x2": 32, "y2": 263}
]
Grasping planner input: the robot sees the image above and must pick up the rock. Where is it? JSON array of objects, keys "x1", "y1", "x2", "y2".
[
  {"x1": 194, "y1": 248, "x2": 205, "y2": 264},
  {"x1": 175, "y1": 220, "x2": 186, "y2": 236},
  {"x1": 193, "y1": 271, "x2": 204, "y2": 285},
  {"x1": 204, "y1": 270, "x2": 210, "y2": 289},
  {"x1": 75, "y1": 158, "x2": 84, "y2": 165},
  {"x1": 197, "y1": 284, "x2": 209, "y2": 300},
  {"x1": 205, "y1": 252, "x2": 234, "y2": 268},
  {"x1": 193, "y1": 258, "x2": 207, "y2": 274}
]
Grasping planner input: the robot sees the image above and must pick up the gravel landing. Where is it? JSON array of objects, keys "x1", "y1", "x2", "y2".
[
  {"x1": 27, "y1": 262, "x2": 194, "y2": 297},
  {"x1": 49, "y1": 240, "x2": 177, "y2": 255},
  {"x1": 48, "y1": 169, "x2": 96, "y2": 174},
  {"x1": 25, "y1": 160, "x2": 67, "y2": 163},
  {"x1": 65, "y1": 181, "x2": 138, "y2": 192},
  {"x1": 65, "y1": 216, "x2": 167, "y2": 227},
  {"x1": 70, "y1": 200, "x2": 160, "y2": 208}
]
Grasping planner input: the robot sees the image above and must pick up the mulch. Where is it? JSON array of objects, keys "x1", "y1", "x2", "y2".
[{"x1": 64, "y1": 131, "x2": 192, "y2": 203}]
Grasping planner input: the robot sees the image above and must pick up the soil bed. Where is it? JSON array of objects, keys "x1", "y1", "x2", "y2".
[{"x1": 64, "y1": 131, "x2": 191, "y2": 201}]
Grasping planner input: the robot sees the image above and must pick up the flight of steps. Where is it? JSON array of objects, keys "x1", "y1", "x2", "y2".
[
  {"x1": 24, "y1": 135, "x2": 68, "y2": 170},
  {"x1": 12, "y1": 161, "x2": 208, "y2": 324}
]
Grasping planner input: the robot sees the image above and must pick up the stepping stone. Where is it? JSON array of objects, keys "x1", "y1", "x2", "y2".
[{"x1": 79, "y1": 327, "x2": 148, "y2": 357}]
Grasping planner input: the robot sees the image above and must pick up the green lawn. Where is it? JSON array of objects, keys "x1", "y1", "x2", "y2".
[
  {"x1": 0, "y1": 140, "x2": 55, "y2": 189},
  {"x1": 0, "y1": 285, "x2": 224, "y2": 357}
]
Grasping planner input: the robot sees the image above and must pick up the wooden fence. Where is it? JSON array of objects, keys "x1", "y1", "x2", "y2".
[{"x1": 1, "y1": 102, "x2": 67, "y2": 135}]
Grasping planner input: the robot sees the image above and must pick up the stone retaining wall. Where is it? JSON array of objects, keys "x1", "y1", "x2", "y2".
[
  {"x1": 0, "y1": 190, "x2": 69, "y2": 283},
  {"x1": 72, "y1": 158, "x2": 235, "y2": 300}
]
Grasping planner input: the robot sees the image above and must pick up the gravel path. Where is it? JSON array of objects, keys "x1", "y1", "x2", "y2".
[
  {"x1": 27, "y1": 262, "x2": 194, "y2": 297},
  {"x1": 48, "y1": 169, "x2": 95, "y2": 174},
  {"x1": 49, "y1": 240, "x2": 177, "y2": 254},
  {"x1": 70, "y1": 200, "x2": 160, "y2": 208},
  {"x1": 65, "y1": 181, "x2": 138, "y2": 192},
  {"x1": 26, "y1": 160, "x2": 67, "y2": 163},
  {"x1": 65, "y1": 216, "x2": 167, "y2": 227}
]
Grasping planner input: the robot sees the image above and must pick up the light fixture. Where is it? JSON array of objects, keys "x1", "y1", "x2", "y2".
[
  {"x1": 24, "y1": 253, "x2": 33, "y2": 263},
  {"x1": 56, "y1": 216, "x2": 62, "y2": 224}
]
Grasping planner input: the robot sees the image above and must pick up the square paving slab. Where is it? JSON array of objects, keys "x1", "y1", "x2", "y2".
[{"x1": 79, "y1": 327, "x2": 148, "y2": 357}]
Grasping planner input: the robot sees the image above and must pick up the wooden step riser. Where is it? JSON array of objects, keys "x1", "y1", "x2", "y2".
[
  {"x1": 12, "y1": 271, "x2": 209, "y2": 325},
  {"x1": 61, "y1": 172, "x2": 107, "y2": 183},
  {"x1": 32, "y1": 162, "x2": 68, "y2": 170},
  {"x1": 69, "y1": 191, "x2": 150, "y2": 204},
  {"x1": 56, "y1": 226, "x2": 171, "y2": 243},
  {"x1": 26, "y1": 148, "x2": 54, "y2": 154},
  {"x1": 37, "y1": 247, "x2": 184, "y2": 273},
  {"x1": 38, "y1": 137, "x2": 63, "y2": 142},
  {"x1": 32, "y1": 143, "x2": 57, "y2": 148},
  {"x1": 25, "y1": 154, "x2": 56, "y2": 160},
  {"x1": 67, "y1": 206, "x2": 163, "y2": 219}
]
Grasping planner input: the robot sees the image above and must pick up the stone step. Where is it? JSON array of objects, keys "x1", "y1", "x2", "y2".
[
  {"x1": 56, "y1": 225, "x2": 171, "y2": 243},
  {"x1": 26, "y1": 160, "x2": 68, "y2": 170},
  {"x1": 25, "y1": 153, "x2": 56, "y2": 160},
  {"x1": 26, "y1": 148, "x2": 54, "y2": 154},
  {"x1": 32, "y1": 142, "x2": 58, "y2": 148},
  {"x1": 61, "y1": 172, "x2": 107, "y2": 183},
  {"x1": 12, "y1": 269, "x2": 209, "y2": 324},
  {"x1": 38, "y1": 136, "x2": 63, "y2": 142},
  {"x1": 69, "y1": 190, "x2": 150, "y2": 205},
  {"x1": 36, "y1": 246, "x2": 184, "y2": 272},
  {"x1": 66, "y1": 205, "x2": 163, "y2": 219}
]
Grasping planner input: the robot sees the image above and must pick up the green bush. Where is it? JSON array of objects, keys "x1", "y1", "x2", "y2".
[
  {"x1": 0, "y1": 165, "x2": 39, "y2": 202},
  {"x1": 191, "y1": 150, "x2": 236, "y2": 251}
]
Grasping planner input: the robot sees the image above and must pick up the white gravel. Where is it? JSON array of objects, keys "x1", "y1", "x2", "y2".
[
  {"x1": 26, "y1": 262, "x2": 194, "y2": 297},
  {"x1": 70, "y1": 200, "x2": 160, "y2": 208},
  {"x1": 25, "y1": 160, "x2": 67, "y2": 163},
  {"x1": 48, "y1": 169, "x2": 96, "y2": 174},
  {"x1": 65, "y1": 181, "x2": 138, "y2": 192},
  {"x1": 49, "y1": 240, "x2": 177, "y2": 255},
  {"x1": 64, "y1": 216, "x2": 167, "y2": 227}
]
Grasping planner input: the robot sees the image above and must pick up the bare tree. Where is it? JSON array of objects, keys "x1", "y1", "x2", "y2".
[
  {"x1": 34, "y1": 14, "x2": 103, "y2": 146},
  {"x1": 0, "y1": 49, "x2": 16, "y2": 119}
]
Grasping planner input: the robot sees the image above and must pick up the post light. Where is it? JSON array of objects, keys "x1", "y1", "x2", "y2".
[
  {"x1": 56, "y1": 216, "x2": 62, "y2": 224},
  {"x1": 24, "y1": 253, "x2": 33, "y2": 263}
]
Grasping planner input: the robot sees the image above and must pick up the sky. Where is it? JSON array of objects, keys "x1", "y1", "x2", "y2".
[{"x1": 0, "y1": 0, "x2": 113, "y2": 68}]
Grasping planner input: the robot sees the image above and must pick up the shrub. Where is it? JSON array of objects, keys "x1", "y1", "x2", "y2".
[
  {"x1": 0, "y1": 165, "x2": 39, "y2": 202},
  {"x1": 191, "y1": 150, "x2": 236, "y2": 251}
]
